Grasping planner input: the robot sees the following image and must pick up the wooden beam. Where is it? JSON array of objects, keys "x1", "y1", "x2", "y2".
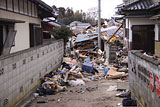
[{"x1": 107, "y1": 24, "x2": 123, "y2": 43}]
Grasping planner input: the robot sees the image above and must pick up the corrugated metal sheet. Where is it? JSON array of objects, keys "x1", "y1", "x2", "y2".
[
  {"x1": 101, "y1": 26, "x2": 123, "y2": 37},
  {"x1": 75, "y1": 33, "x2": 98, "y2": 43}
]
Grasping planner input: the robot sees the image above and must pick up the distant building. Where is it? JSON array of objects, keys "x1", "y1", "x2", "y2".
[{"x1": 70, "y1": 21, "x2": 91, "y2": 34}]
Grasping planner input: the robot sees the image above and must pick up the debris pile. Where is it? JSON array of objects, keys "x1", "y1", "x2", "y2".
[
  {"x1": 34, "y1": 20, "x2": 129, "y2": 105},
  {"x1": 35, "y1": 51, "x2": 103, "y2": 97}
]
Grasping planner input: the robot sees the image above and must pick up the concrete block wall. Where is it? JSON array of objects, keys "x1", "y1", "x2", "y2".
[
  {"x1": 0, "y1": 40, "x2": 64, "y2": 107},
  {"x1": 129, "y1": 51, "x2": 160, "y2": 107},
  {"x1": 155, "y1": 41, "x2": 160, "y2": 57},
  {"x1": 104, "y1": 43, "x2": 117, "y2": 64}
]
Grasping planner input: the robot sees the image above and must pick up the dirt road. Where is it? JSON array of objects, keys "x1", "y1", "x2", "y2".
[{"x1": 29, "y1": 79, "x2": 126, "y2": 107}]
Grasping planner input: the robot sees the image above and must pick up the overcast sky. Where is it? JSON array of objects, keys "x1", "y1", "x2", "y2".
[{"x1": 42, "y1": 0, "x2": 123, "y2": 18}]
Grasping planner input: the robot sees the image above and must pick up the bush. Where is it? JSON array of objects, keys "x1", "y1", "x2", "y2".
[{"x1": 51, "y1": 26, "x2": 73, "y2": 51}]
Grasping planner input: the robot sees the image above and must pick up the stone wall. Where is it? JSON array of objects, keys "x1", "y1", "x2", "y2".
[
  {"x1": 129, "y1": 51, "x2": 160, "y2": 107},
  {"x1": 0, "y1": 39, "x2": 64, "y2": 107}
]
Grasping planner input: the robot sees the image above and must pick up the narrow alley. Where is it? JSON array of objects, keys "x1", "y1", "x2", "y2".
[
  {"x1": 30, "y1": 79, "x2": 127, "y2": 107},
  {"x1": 1, "y1": 0, "x2": 160, "y2": 107},
  {"x1": 21, "y1": 22, "x2": 130, "y2": 106}
]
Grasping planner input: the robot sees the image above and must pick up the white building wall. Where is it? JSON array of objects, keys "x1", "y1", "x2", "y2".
[{"x1": 0, "y1": 9, "x2": 41, "y2": 53}]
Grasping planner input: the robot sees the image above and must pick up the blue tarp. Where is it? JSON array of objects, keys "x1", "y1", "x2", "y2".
[{"x1": 75, "y1": 33, "x2": 98, "y2": 43}]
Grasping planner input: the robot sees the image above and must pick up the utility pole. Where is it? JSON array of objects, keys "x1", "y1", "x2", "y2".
[{"x1": 98, "y1": 0, "x2": 101, "y2": 49}]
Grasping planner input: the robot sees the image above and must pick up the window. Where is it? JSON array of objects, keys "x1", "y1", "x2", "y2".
[
  {"x1": 0, "y1": 24, "x2": 16, "y2": 55},
  {"x1": 7, "y1": 0, "x2": 13, "y2": 11},
  {"x1": 0, "y1": 0, "x2": 38, "y2": 18},
  {"x1": 29, "y1": 24, "x2": 43, "y2": 47},
  {"x1": 13, "y1": 0, "x2": 19, "y2": 12},
  {"x1": 31, "y1": 3, "x2": 35, "y2": 17},
  {"x1": 19, "y1": 0, "x2": 24, "y2": 14},
  {"x1": 158, "y1": 24, "x2": 160, "y2": 41},
  {"x1": 34, "y1": 4, "x2": 38, "y2": 17},
  {"x1": 24, "y1": 0, "x2": 28, "y2": 15},
  {"x1": 0, "y1": 0, "x2": 7, "y2": 9},
  {"x1": 28, "y1": 1, "x2": 31, "y2": 16}
]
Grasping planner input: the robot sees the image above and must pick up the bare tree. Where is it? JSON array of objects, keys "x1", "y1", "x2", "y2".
[{"x1": 87, "y1": 7, "x2": 98, "y2": 19}]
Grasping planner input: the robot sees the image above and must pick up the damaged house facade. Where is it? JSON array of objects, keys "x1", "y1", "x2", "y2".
[
  {"x1": 118, "y1": 0, "x2": 160, "y2": 106},
  {"x1": 0, "y1": 0, "x2": 63, "y2": 107}
]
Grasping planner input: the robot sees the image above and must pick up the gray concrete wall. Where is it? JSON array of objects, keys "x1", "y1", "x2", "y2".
[
  {"x1": 0, "y1": 39, "x2": 64, "y2": 107},
  {"x1": 129, "y1": 51, "x2": 160, "y2": 107},
  {"x1": 104, "y1": 42, "x2": 117, "y2": 64}
]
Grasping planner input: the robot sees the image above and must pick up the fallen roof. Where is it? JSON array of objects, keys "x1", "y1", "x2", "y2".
[
  {"x1": 43, "y1": 18, "x2": 62, "y2": 27},
  {"x1": 75, "y1": 33, "x2": 98, "y2": 43},
  {"x1": 101, "y1": 26, "x2": 123, "y2": 37}
]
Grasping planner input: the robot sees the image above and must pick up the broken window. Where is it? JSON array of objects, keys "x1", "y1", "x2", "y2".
[
  {"x1": 132, "y1": 25, "x2": 155, "y2": 54},
  {"x1": 29, "y1": 24, "x2": 43, "y2": 47},
  {"x1": 0, "y1": 24, "x2": 16, "y2": 55}
]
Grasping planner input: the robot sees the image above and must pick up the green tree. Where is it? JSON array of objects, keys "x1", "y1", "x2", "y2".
[
  {"x1": 56, "y1": 7, "x2": 96, "y2": 25},
  {"x1": 51, "y1": 26, "x2": 73, "y2": 51}
]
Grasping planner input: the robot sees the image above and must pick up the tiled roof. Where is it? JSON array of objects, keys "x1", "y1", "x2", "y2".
[
  {"x1": 119, "y1": 0, "x2": 160, "y2": 12},
  {"x1": 35, "y1": 0, "x2": 53, "y2": 11},
  {"x1": 123, "y1": 0, "x2": 154, "y2": 11}
]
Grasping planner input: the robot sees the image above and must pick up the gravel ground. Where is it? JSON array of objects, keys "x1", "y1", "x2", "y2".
[{"x1": 29, "y1": 79, "x2": 127, "y2": 107}]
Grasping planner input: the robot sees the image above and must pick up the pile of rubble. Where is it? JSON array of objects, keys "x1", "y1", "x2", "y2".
[
  {"x1": 36, "y1": 44, "x2": 128, "y2": 98},
  {"x1": 36, "y1": 49, "x2": 104, "y2": 97},
  {"x1": 34, "y1": 22, "x2": 129, "y2": 102}
]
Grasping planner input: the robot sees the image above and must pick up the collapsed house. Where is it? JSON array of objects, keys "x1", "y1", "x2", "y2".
[
  {"x1": 0, "y1": 0, "x2": 64, "y2": 107},
  {"x1": 118, "y1": 0, "x2": 160, "y2": 106},
  {"x1": 75, "y1": 33, "x2": 98, "y2": 49},
  {"x1": 102, "y1": 25, "x2": 124, "y2": 65}
]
